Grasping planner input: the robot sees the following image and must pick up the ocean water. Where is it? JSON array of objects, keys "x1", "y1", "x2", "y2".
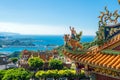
[{"x1": 0, "y1": 35, "x2": 95, "y2": 53}]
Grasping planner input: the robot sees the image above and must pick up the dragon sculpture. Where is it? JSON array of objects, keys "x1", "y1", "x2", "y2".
[
  {"x1": 98, "y1": 6, "x2": 120, "y2": 27},
  {"x1": 97, "y1": 7, "x2": 120, "y2": 40},
  {"x1": 64, "y1": 27, "x2": 83, "y2": 51}
]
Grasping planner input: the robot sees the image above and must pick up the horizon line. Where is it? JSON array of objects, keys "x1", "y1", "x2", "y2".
[{"x1": 0, "y1": 32, "x2": 96, "y2": 36}]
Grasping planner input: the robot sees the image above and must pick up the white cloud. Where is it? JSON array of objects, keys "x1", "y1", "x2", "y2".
[
  {"x1": 0, "y1": 22, "x2": 95, "y2": 35},
  {"x1": 0, "y1": 22, "x2": 69, "y2": 35}
]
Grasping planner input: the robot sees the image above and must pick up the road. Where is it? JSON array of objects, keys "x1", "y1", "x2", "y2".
[{"x1": 0, "y1": 65, "x2": 6, "y2": 70}]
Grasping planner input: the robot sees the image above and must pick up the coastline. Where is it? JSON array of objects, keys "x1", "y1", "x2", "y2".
[{"x1": 0, "y1": 35, "x2": 95, "y2": 54}]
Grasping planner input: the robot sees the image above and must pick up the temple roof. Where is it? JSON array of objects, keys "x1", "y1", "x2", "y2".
[
  {"x1": 63, "y1": 51, "x2": 120, "y2": 71},
  {"x1": 63, "y1": 8, "x2": 120, "y2": 71},
  {"x1": 63, "y1": 33, "x2": 120, "y2": 71},
  {"x1": 105, "y1": 23, "x2": 120, "y2": 28}
]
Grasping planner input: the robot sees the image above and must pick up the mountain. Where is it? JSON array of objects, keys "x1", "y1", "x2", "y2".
[{"x1": 0, "y1": 32, "x2": 20, "y2": 36}]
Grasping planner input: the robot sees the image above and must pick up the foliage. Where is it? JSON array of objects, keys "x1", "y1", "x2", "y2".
[
  {"x1": 0, "y1": 70, "x2": 6, "y2": 80},
  {"x1": 64, "y1": 46, "x2": 86, "y2": 54},
  {"x1": 46, "y1": 70, "x2": 59, "y2": 78},
  {"x1": 63, "y1": 66, "x2": 69, "y2": 70},
  {"x1": 28, "y1": 57, "x2": 44, "y2": 70},
  {"x1": 19, "y1": 52, "x2": 23, "y2": 58},
  {"x1": 82, "y1": 40, "x2": 97, "y2": 49},
  {"x1": 8, "y1": 51, "x2": 21, "y2": 58},
  {"x1": 49, "y1": 59, "x2": 63, "y2": 70},
  {"x1": 58, "y1": 69, "x2": 76, "y2": 78},
  {"x1": 2, "y1": 68, "x2": 32, "y2": 80},
  {"x1": 82, "y1": 37, "x2": 105, "y2": 49},
  {"x1": 35, "y1": 69, "x2": 78, "y2": 79},
  {"x1": 96, "y1": 39, "x2": 105, "y2": 46},
  {"x1": 54, "y1": 45, "x2": 64, "y2": 57},
  {"x1": 35, "y1": 70, "x2": 46, "y2": 79},
  {"x1": 10, "y1": 57, "x2": 18, "y2": 64},
  {"x1": 76, "y1": 70, "x2": 85, "y2": 78},
  {"x1": 82, "y1": 42, "x2": 91, "y2": 49},
  {"x1": 101, "y1": 49, "x2": 120, "y2": 55}
]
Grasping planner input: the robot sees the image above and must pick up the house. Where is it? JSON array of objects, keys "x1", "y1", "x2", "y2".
[
  {"x1": 18, "y1": 50, "x2": 53, "y2": 69},
  {"x1": 0, "y1": 54, "x2": 10, "y2": 69},
  {"x1": 19, "y1": 49, "x2": 72, "y2": 69}
]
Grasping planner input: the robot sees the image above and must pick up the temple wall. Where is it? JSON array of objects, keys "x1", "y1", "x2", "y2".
[
  {"x1": 113, "y1": 45, "x2": 120, "y2": 51},
  {"x1": 96, "y1": 74, "x2": 120, "y2": 80}
]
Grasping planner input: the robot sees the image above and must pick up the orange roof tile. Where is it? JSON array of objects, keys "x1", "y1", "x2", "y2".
[
  {"x1": 63, "y1": 34, "x2": 120, "y2": 71},
  {"x1": 63, "y1": 50, "x2": 120, "y2": 71}
]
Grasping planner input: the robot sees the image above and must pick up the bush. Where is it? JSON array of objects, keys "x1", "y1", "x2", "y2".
[
  {"x1": 0, "y1": 70, "x2": 6, "y2": 80},
  {"x1": 2, "y1": 68, "x2": 32, "y2": 80},
  {"x1": 35, "y1": 70, "x2": 46, "y2": 79},
  {"x1": 35, "y1": 69, "x2": 77, "y2": 79},
  {"x1": 65, "y1": 69, "x2": 76, "y2": 78},
  {"x1": 46, "y1": 70, "x2": 59, "y2": 78},
  {"x1": 28, "y1": 57, "x2": 44, "y2": 70},
  {"x1": 36, "y1": 70, "x2": 59, "y2": 79},
  {"x1": 10, "y1": 57, "x2": 18, "y2": 64},
  {"x1": 49, "y1": 59, "x2": 63, "y2": 70}
]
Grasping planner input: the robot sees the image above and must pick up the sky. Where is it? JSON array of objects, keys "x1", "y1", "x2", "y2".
[{"x1": 0, "y1": 0, "x2": 120, "y2": 35}]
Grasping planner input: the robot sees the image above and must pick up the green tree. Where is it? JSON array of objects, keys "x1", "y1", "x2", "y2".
[
  {"x1": 58, "y1": 70, "x2": 66, "y2": 78},
  {"x1": 35, "y1": 70, "x2": 46, "y2": 80},
  {"x1": 46, "y1": 70, "x2": 59, "y2": 79},
  {"x1": 35, "y1": 70, "x2": 59, "y2": 80},
  {"x1": 8, "y1": 51, "x2": 21, "y2": 58},
  {"x1": 0, "y1": 70, "x2": 6, "y2": 80},
  {"x1": 28, "y1": 57, "x2": 44, "y2": 70},
  {"x1": 35, "y1": 69, "x2": 78, "y2": 80},
  {"x1": 2, "y1": 68, "x2": 32, "y2": 80},
  {"x1": 49, "y1": 59, "x2": 63, "y2": 70},
  {"x1": 10, "y1": 57, "x2": 18, "y2": 64}
]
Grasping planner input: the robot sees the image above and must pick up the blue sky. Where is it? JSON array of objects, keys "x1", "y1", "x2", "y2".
[{"x1": 0, "y1": 0, "x2": 120, "y2": 35}]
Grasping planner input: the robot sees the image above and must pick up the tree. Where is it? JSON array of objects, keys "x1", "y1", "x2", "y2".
[
  {"x1": 49, "y1": 59, "x2": 63, "y2": 70},
  {"x1": 28, "y1": 57, "x2": 44, "y2": 70},
  {"x1": 35, "y1": 70, "x2": 59, "y2": 80},
  {"x1": 10, "y1": 57, "x2": 18, "y2": 64},
  {"x1": 0, "y1": 70, "x2": 6, "y2": 80},
  {"x1": 2, "y1": 68, "x2": 32, "y2": 80},
  {"x1": 46, "y1": 70, "x2": 59, "y2": 79},
  {"x1": 35, "y1": 69, "x2": 78, "y2": 80},
  {"x1": 35, "y1": 70, "x2": 46, "y2": 80},
  {"x1": 8, "y1": 51, "x2": 21, "y2": 58},
  {"x1": 58, "y1": 70, "x2": 66, "y2": 78}
]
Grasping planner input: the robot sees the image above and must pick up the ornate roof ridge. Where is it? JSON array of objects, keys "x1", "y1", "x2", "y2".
[{"x1": 105, "y1": 23, "x2": 120, "y2": 27}]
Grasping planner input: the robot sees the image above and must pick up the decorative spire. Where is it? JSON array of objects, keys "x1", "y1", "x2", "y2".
[
  {"x1": 118, "y1": 0, "x2": 120, "y2": 5},
  {"x1": 98, "y1": 7, "x2": 120, "y2": 27}
]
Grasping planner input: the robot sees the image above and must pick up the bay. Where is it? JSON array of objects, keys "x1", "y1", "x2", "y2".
[{"x1": 0, "y1": 35, "x2": 95, "y2": 53}]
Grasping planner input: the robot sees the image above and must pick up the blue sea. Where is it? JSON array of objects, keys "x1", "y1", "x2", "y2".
[{"x1": 0, "y1": 35, "x2": 95, "y2": 54}]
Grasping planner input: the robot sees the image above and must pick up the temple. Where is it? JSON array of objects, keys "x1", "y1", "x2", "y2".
[{"x1": 63, "y1": 7, "x2": 120, "y2": 80}]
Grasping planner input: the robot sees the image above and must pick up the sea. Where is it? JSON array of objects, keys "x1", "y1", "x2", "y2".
[{"x1": 0, "y1": 35, "x2": 95, "y2": 54}]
